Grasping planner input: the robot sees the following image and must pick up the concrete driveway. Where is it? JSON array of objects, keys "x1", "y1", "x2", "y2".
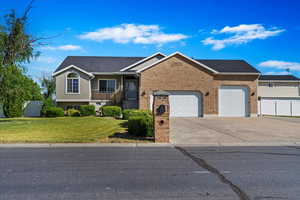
[{"x1": 170, "y1": 117, "x2": 300, "y2": 145}]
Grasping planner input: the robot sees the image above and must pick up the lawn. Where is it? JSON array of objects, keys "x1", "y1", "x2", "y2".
[{"x1": 0, "y1": 117, "x2": 153, "y2": 143}]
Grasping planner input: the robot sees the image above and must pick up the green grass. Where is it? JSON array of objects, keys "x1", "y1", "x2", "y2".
[{"x1": 0, "y1": 117, "x2": 153, "y2": 143}]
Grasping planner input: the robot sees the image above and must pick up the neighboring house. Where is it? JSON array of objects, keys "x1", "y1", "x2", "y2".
[
  {"x1": 258, "y1": 75, "x2": 300, "y2": 116},
  {"x1": 53, "y1": 52, "x2": 261, "y2": 117}
]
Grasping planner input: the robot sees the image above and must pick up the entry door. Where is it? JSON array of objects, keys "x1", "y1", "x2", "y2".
[
  {"x1": 125, "y1": 80, "x2": 137, "y2": 100},
  {"x1": 219, "y1": 86, "x2": 248, "y2": 117}
]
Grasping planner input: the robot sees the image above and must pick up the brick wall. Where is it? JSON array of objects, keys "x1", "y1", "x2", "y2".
[{"x1": 139, "y1": 54, "x2": 258, "y2": 115}]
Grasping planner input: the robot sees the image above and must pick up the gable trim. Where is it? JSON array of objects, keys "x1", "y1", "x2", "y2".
[
  {"x1": 136, "y1": 51, "x2": 219, "y2": 74},
  {"x1": 119, "y1": 52, "x2": 166, "y2": 72},
  {"x1": 52, "y1": 65, "x2": 94, "y2": 77}
]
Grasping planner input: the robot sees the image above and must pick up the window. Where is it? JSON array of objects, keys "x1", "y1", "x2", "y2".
[
  {"x1": 99, "y1": 79, "x2": 116, "y2": 93},
  {"x1": 66, "y1": 72, "x2": 79, "y2": 94}
]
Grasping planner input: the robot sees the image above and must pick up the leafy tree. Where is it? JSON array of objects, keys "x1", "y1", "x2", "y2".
[
  {"x1": 0, "y1": 1, "x2": 43, "y2": 117},
  {"x1": 40, "y1": 74, "x2": 55, "y2": 99}
]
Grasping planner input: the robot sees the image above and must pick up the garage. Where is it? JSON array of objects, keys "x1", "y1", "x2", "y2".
[
  {"x1": 259, "y1": 98, "x2": 300, "y2": 116},
  {"x1": 150, "y1": 91, "x2": 202, "y2": 117},
  {"x1": 219, "y1": 86, "x2": 249, "y2": 117}
]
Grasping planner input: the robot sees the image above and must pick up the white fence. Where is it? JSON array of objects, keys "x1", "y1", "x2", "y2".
[
  {"x1": 0, "y1": 101, "x2": 43, "y2": 118},
  {"x1": 0, "y1": 104, "x2": 5, "y2": 118},
  {"x1": 259, "y1": 98, "x2": 300, "y2": 116}
]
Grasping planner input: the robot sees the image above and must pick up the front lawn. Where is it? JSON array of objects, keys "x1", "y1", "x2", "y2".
[{"x1": 0, "y1": 117, "x2": 153, "y2": 143}]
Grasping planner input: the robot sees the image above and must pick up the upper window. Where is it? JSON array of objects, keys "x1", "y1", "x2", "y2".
[
  {"x1": 66, "y1": 72, "x2": 79, "y2": 94},
  {"x1": 99, "y1": 79, "x2": 116, "y2": 93}
]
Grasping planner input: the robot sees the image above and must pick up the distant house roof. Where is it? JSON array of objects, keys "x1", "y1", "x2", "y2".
[
  {"x1": 196, "y1": 59, "x2": 260, "y2": 73},
  {"x1": 54, "y1": 54, "x2": 260, "y2": 74},
  {"x1": 54, "y1": 56, "x2": 145, "y2": 73},
  {"x1": 259, "y1": 75, "x2": 300, "y2": 81}
]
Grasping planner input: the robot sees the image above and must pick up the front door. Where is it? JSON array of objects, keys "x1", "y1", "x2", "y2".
[{"x1": 125, "y1": 80, "x2": 137, "y2": 100}]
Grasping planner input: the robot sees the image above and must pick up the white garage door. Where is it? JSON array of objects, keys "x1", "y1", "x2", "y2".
[
  {"x1": 150, "y1": 91, "x2": 202, "y2": 117},
  {"x1": 219, "y1": 86, "x2": 249, "y2": 117}
]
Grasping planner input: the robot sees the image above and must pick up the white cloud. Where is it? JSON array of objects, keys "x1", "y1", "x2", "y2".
[
  {"x1": 41, "y1": 45, "x2": 82, "y2": 51},
  {"x1": 202, "y1": 24, "x2": 285, "y2": 50},
  {"x1": 35, "y1": 56, "x2": 57, "y2": 64},
  {"x1": 78, "y1": 24, "x2": 188, "y2": 45},
  {"x1": 259, "y1": 60, "x2": 300, "y2": 71},
  {"x1": 265, "y1": 71, "x2": 290, "y2": 75}
]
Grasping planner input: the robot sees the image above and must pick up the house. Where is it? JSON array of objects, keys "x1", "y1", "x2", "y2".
[
  {"x1": 258, "y1": 75, "x2": 300, "y2": 116},
  {"x1": 53, "y1": 52, "x2": 261, "y2": 117}
]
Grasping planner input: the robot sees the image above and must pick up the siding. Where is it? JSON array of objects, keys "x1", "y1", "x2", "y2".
[
  {"x1": 130, "y1": 55, "x2": 164, "y2": 71},
  {"x1": 55, "y1": 68, "x2": 91, "y2": 101},
  {"x1": 258, "y1": 82, "x2": 300, "y2": 97}
]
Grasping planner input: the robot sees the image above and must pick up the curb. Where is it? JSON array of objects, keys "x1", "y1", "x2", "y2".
[
  {"x1": 173, "y1": 142, "x2": 300, "y2": 147},
  {"x1": 0, "y1": 143, "x2": 173, "y2": 148},
  {"x1": 0, "y1": 142, "x2": 299, "y2": 148}
]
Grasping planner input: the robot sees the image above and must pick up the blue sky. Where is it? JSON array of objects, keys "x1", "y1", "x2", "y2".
[{"x1": 2, "y1": 0, "x2": 300, "y2": 81}]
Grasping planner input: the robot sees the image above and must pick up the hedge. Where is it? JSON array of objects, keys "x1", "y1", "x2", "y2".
[
  {"x1": 45, "y1": 107, "x2": 64, "y2": 117},
  {"x1": 67, "y1": 109, "x2": 81, "y2": 117},
  {"x1": 122, "y1": 109, "x2": 152, "y2": 120},
  {"x1": 41, "y1": 98, "x2": 54, "y2": 116},
  {"x1": 80, "y1": 105, "x2": 96, "y2": 116},
  {"x1": 102, "y1": 106, "x2": 122, "y2": 118},
  {"x1": 128, "y1": 115, "x2": 153, "y2": 137}
]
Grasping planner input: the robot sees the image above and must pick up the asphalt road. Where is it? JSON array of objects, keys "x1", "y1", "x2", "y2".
[{"x1": 0, "y1": 146, "x2": 299, "y2": 200}]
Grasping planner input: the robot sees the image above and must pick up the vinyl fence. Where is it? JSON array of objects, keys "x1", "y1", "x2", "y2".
[{"x1": 258, "y1": 98, "x2": 300, "y2": 116}]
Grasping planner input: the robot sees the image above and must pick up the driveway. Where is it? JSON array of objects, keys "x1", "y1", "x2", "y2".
[{"x1": 170, "y1": 117, "x2": 300, "y2": 145}]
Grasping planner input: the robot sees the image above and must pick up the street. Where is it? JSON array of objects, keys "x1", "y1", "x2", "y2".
[{"x1": 0, "y1": 146, "x2": 299, "y2": 200}]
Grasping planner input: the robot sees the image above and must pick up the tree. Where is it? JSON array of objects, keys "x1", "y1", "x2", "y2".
[
  {"x1": 0, "y1": 1, "x2": 43, "y2": 117},
  {"x1": 40, "y1": 74, "x2": 55, "y2": 99}
]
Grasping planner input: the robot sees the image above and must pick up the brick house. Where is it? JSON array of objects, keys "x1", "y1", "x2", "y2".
[{"x1": 53, "y1": 52, "x2": 261, "y2": 117}]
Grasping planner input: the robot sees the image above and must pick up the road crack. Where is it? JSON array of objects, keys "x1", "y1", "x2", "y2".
[{"x1": 175, "y1": 146, "x2": 250, "y2": 200}]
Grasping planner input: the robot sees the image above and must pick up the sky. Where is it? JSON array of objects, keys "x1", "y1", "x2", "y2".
[{"x1": 1, "y1": 0, "x2": 300, "y2": 82}]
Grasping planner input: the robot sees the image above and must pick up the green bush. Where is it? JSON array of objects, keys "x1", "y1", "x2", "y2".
[
  {"x1": 102, "y1": 106, "x2": 122, "y2": 118},
  {"x1": 2, "y1": 98, "x2": 24, "y2": 118},
  {"x1": 41, "y1": 98, "x2": 54, "y2": 116},
  {"x1": 45, "y1": 107, "x2": 64, "y2": 117},
  {"x1": 67, "y1": 109, "x2": 81, "y2": 117},
  {"x1": 128, "y1": 114, "x2": 153, "y2": 137},
  {"x1": 80, "y1": 105, "x2": 96, "y2": 116},
  {"x1": 123, "y1": 109, "x2": 152, "y2": 120}
]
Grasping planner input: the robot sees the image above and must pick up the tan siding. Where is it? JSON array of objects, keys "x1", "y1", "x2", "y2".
[
  {"x1": 55, "y1": 68, "x2": 90, "y2": 100},
  {"x1": 258, "y1": 82, "x2": 300, "y2": 97}
]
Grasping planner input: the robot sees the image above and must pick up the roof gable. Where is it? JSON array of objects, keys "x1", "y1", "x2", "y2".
[{"x1": 136, "y1": 52, "x2": 219, "y2": 73}]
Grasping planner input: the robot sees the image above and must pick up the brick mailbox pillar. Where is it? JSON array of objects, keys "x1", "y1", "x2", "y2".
[{"x1": 153, "y1": 91, "x2": 170, "y2": 143}]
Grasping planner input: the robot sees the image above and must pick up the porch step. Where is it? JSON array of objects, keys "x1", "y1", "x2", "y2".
[{"x1": 123, "y1": 100, "x2": 138, "y2": 109}]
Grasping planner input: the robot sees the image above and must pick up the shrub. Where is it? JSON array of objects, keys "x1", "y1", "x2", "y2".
[
  {"x1": 41, "y1": 98, "x2": 54, "y2": 116},
  {"x1": 67, "y1": 109, "x2": 81, "y2": 117},
  {"x1": 2, "y1": 98, "x2": 24, "y2": 118},
  {"x1": 80, "y1": 105, "x2": 96, "y2": 116},
  {"x1": 45, "y1": 107, "x2": 64, "y2": 117},
  {"x1": 102, "y1": 106, "x2": 122, "y2": 118},
  {"x1": 128, "y1": 114, "x2": 153, "y2": 137},
  {"x1": 123, "y1": 109, "x2": 152, "y2": 120}
]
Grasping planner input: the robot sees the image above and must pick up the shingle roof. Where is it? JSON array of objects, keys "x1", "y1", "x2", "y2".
[
  {"x1": 259, "y1": 75, "x2": 300, "y2": 81},
  {"x1": 54, "y1": 56, "x2": 260, "y2": 74},
  {"x1": 54, "y1": 56, "x2": 145, "y2": 73},
  {"x1": 196, "y1": 59, "x2": 260, "y2": 73}
]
